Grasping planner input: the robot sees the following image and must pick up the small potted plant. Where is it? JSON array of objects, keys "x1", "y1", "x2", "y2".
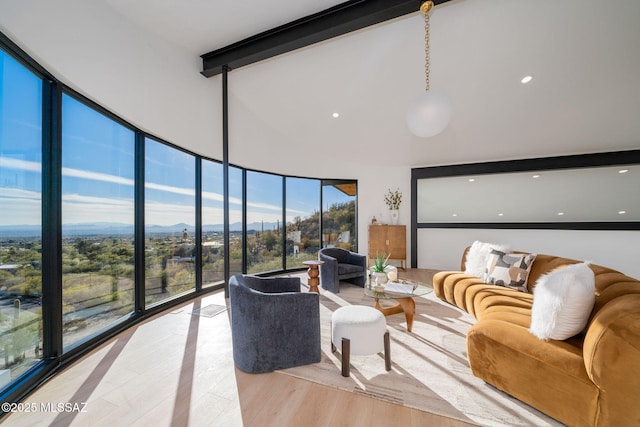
[
  {"x1": 371, "y1": 253, "x2": 390, "y2": 287},
  {"x1": 384, "y1": 188, "x2": 402, "y2": 224}
]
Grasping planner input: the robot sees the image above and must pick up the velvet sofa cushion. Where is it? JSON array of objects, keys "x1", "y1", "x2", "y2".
[
  {"x1": 433, "y1": 271, "x2": 485, "y2": 314},
  {"x1": 337, "y1": 263, "x2": 363, "y2": 276},
  {"x1": 434, "y1": 247, "x2": 640, "y2": 427},
  {"x1": 582, "y1": 294, "x2": 640, "y2": 427},
  {"x1": 467, "y1": 320, "x2": 599, "y2": 427}
]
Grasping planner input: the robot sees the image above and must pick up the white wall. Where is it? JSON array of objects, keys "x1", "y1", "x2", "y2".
[
  {"x1": 356, "y1": 165, "x2": 412, "y2": 267},
  {"x1": 0, "y1": 0, "x2": 221, "y2": 159},
  {"x1": 418, "y1": 228, "x2": 640, "y2": 279}
]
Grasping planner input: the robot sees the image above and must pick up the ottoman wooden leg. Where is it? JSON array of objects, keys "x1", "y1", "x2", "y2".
[
  {"x1": 384, "y1": 331, "x2": 391, "y2": 371},
  {"x1": 331, "y1": 320, "x2": 336, "y2": 353},
  {"x1": 341, "y1": 338, "x2": 351, "y2": 377}
]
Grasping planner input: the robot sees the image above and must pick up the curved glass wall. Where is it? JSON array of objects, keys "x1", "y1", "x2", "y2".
[
  {"x1": 61, "y1": 94, "x2": 135, "y2": 348},
  {"x1": 0, "y1": 37, "x2": 357, "y2": 401},
  {"x1": 0, "y1": 49, "x2": 43, "y2": 383}
]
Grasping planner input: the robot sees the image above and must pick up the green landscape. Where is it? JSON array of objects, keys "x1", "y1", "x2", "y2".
[{"x1": 0, "y1": 200, "x2": 355, "y2": 379}]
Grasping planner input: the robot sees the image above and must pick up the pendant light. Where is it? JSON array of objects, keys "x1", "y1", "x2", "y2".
[{"x1": 406, "y1": 1, "x2": 451, "y2": 138}]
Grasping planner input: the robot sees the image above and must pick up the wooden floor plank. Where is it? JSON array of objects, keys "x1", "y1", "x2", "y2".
[{"x1": 2, "y1": 270, "x2": 474, "y2": 427}]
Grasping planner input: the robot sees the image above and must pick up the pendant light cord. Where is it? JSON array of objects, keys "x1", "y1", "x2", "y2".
[{"x1": 421, "y1": 1, "x2": 433, "y2": 92}]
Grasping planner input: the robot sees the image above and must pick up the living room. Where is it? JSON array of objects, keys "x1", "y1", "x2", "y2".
[
  {"x1": 1, "y1": 0, "x2": 639, "y2": 425},
  {"x1": 3, "y1": 0, "x2": 638, "y2": 277}
]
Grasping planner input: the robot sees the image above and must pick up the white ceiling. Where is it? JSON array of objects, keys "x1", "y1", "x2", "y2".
[
  {"x1": 102, "y1": 0, "x2": 640, "y2": 168},
  {"x1": 105, "y1": 0, "x2": 348, "y2": 55}
]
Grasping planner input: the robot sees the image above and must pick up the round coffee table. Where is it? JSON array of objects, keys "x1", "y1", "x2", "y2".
[{"x1": 364, "y1": 279, "x2": 432, "y2": 332}]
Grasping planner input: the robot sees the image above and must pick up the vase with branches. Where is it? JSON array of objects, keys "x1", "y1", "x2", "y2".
[{"x1": 384, "y1": 188, "x2": 402, "y2": 224}]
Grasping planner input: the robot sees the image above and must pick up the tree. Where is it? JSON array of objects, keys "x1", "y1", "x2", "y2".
[{"x1": 263, "y1": 231, "x2": 278, "y2": 252}]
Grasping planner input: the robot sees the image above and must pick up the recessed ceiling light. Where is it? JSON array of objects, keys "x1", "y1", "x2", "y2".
[
  {"x1": 532, "y1": 174, "x2": 541, "y2": 179},
  {"x1": 557, "y1": 212, "x2": 565, "y2": 216},
  {"x1": 452, "y1": 213, "x2": 457, "y2": 217},
  {"x1": 332, "y1": 112, "x2": 340, "y2": 118},
  {"x1": 521, "y1": 75, "x2": 533, "y2": 84},
  {"x1": 619, "y1": 210, "x2": 627, "y2": 215},
  {"x1": 468, "y1": 178, "x2": 475, "y2": 182},
  {"x1": 619, "y1": 169, "x2": 629, "y2": 174},
  {"x1": 498, "y1": 213, "x2": 504, "y2": 217}
]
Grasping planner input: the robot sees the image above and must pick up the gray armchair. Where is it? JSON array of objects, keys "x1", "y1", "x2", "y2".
[
  {"x1": 318, "y1": 247, "x2": 367, "y2": 293},
  {"x1": 229, "y1": 274, "x2": 321, "y2": 373}
]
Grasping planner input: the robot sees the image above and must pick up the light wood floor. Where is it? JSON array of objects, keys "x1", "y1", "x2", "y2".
[{"x1": 2, "y1": 270, "x2": 474, "y2": 427}]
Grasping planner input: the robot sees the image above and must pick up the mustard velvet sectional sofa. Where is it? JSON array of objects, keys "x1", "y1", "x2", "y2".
[{"x1": 433, "y1": 247, "x2": 640, "y2": 427}]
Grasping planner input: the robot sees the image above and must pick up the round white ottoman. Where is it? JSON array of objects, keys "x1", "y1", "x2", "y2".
[{"x1": 331, "y1": 305, "x2": 391, "y2": 377}]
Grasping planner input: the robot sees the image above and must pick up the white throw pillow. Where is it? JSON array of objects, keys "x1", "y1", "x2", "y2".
[
  {"x1": 529, "y1": 262, "x2": 595, "y2": 340},
  {"x1": 464, "y1": 240, "x2": 510, "y2": 279}
]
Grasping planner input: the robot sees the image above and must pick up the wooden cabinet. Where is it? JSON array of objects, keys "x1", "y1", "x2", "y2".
[{"x1": 368, "y1": 225, "x2": 406, "y2": 268}]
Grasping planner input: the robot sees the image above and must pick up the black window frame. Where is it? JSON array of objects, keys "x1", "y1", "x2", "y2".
[{"x1": 0, "y1": 30, "x2": 358, "y2": 407}]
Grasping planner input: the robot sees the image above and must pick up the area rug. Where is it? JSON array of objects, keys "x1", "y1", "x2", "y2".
[{"x1": 278, "y1": 279, "x2": 563, "y2": 427}]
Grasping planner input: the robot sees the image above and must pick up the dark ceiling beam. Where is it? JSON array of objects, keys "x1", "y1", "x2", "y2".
[{"x1": 200, "y1": 0, "x2": 452, "y2": 77}]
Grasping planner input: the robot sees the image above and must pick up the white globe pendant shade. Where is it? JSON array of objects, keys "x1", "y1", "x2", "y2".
[{"x1": 406, "y1": 91, "x2": 451, "y2": 138}]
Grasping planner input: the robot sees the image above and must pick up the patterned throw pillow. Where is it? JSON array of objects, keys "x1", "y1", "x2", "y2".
[{"x1": 485, "y1": 250, "x2": 537, "y2": 292}]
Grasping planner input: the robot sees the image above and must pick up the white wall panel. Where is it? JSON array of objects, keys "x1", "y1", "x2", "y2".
[{"x1": 418, "y1": 228, "x2": 640, "y2": 279}]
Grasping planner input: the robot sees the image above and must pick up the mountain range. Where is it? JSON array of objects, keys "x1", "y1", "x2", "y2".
[{"x1": 0, "y1": 221, "x2": 282, "y2": 238}]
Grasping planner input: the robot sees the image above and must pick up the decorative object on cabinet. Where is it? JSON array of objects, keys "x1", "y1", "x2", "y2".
[
  {"x1": 385, "y1": 188, "x2": 402, "y2": 225},
  {"x1": 384, "y1": 188, "x2": 402, "y2": 210}
]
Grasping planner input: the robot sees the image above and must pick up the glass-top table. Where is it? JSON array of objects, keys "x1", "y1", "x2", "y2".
[{"x1": 364, "y1": 278, "x2": 433, "y2": 332}]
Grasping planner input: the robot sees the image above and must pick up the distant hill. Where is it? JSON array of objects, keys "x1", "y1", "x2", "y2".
[
  {"x1": 0, "y1": 221, "x2": 282, "y2": 238},
  {"x1": 0, "y1": 201, "x2": 353, "y2": 238},
  {"x1": 0, "y1": 224, "x2": 42, "y2": 238}
]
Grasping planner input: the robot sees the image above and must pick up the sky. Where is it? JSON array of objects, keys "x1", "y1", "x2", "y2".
[{"x1": 1, "y1": 49, "x2": 353, "y2": 229}]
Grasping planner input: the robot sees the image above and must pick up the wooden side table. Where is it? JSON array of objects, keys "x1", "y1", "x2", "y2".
[{"x1": 303, "y1": 260, "x2": 324, "y2": 293}]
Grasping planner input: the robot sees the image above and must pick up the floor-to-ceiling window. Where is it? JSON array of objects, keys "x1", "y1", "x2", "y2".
[
  {"x1": 285, "y1": 177, "x2": 320, "y2": 269},
  {"x1": 228, "y1": 166, "x2": 244, "y2": 276},
  {"x1": 201, "y1": 159, "x2": 223, "y2": 287},
  {"x1": 61, "y1": 94, "x2": 136, "y2": 348},
  {"x1": 322, "y1": 181, "x2": 357, "y2": 251},
  {"x1": 144, "y1": 138, "x2": 196, "y2": 306},
  {"x1": 0, "y1": 49, "x2": 43, "y2": 382},
  {"x1": 0, "y1": 33, "x2": 358, "y2": 402},
  {"x1": 246, "y1": 171, "x2": 283, "y2": 273}
]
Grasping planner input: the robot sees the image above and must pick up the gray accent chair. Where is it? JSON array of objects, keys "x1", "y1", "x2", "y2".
[
  {"x1": 318, "y1": 247, "x2": 367, "y2": 293},
  {"x1": 229, "y1": 274, "x2": 321, "y2": 373}
]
